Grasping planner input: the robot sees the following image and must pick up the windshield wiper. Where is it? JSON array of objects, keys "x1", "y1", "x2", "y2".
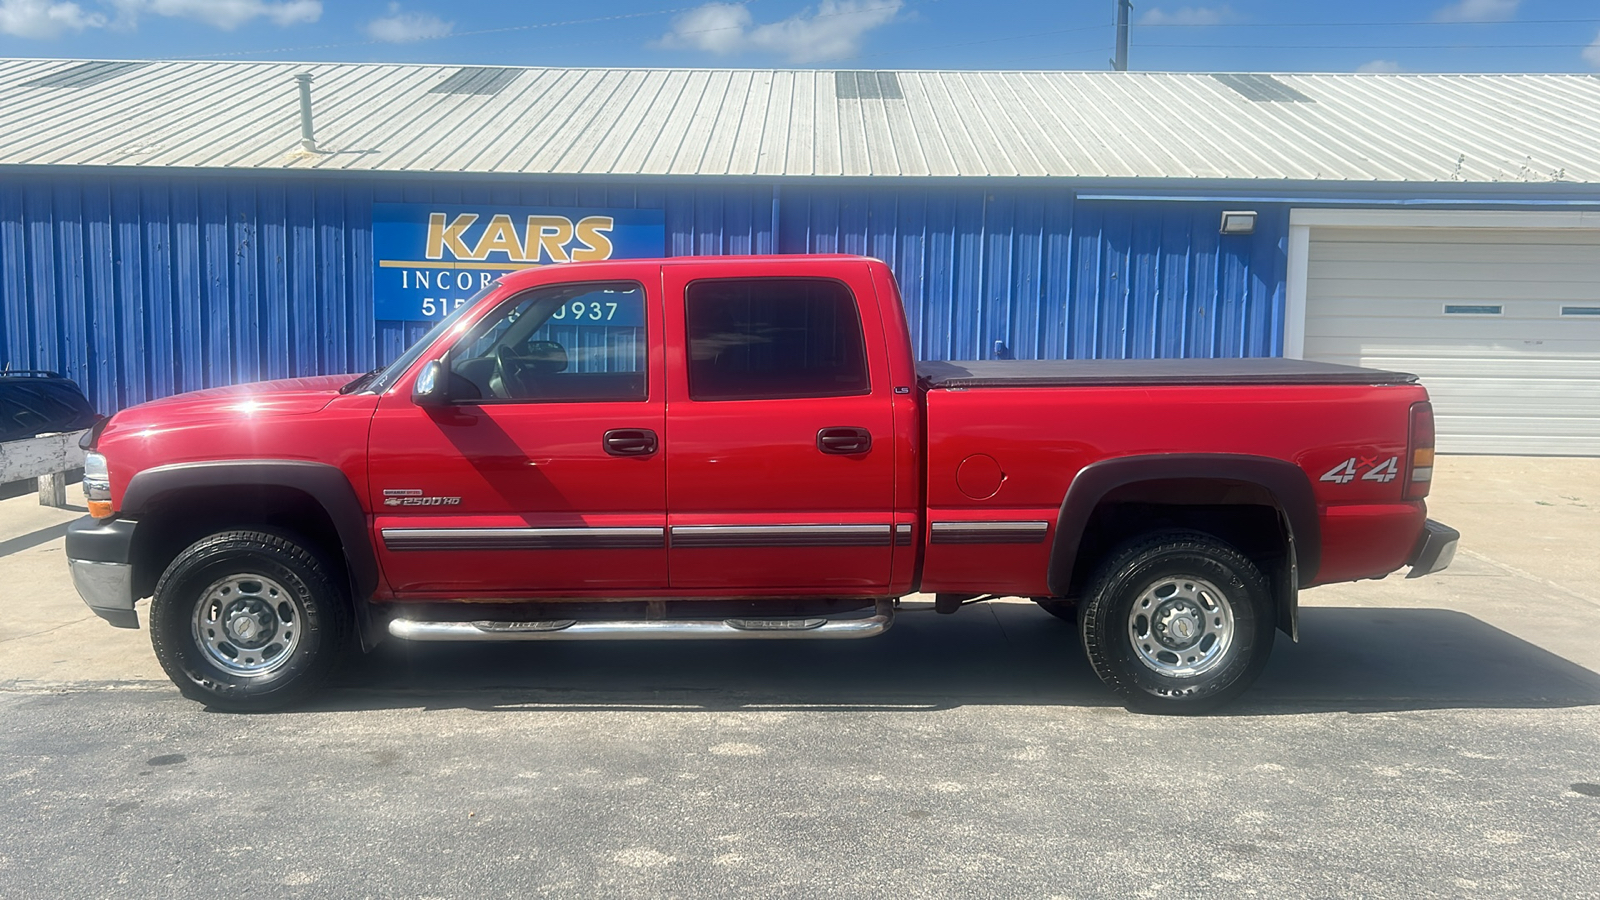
[{"x1": 339, "y1": 367, "x2": 384, "y2": 395}]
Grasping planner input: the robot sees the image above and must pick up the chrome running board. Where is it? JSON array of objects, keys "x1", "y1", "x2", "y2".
[{"x1": 388, "y1": 601, "x2": 894, "y2": 642}]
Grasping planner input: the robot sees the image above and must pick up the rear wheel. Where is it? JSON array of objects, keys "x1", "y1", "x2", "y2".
[
  {"x1": 150, "y1": 530, "x2": 350, "y2": 712},
  {"x1": 1079, "y1": 532, "x2": 1274, "y2": 715}
]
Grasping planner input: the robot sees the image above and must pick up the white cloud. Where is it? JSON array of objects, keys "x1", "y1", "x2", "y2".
[
  {"x1": 1585, "y1": 30, "x2": 1600, "y2": 68},
  {"x1": 1358, "y1": 59, "x2": 1403, "y2": 73},
  {"x1": 748, "y1": 0, "x2": 902, "y2": 61},
  {"x1": 1433, "y1": 0, "x2": 1519, "y2": 23},
  {"x1": 1138, "y1": 5, "x2": 1232, "y2": 26},
  {"x1": 111, "y1": 0, "x2": 321, "y2": 30},
  {"x1": 657, "y1": 0, "x2": 904, "y2": 63},
  {"x1": 0, "y1": 0, "x2": 104, "y2": 38},
  {"x1": 657, "y1": 3, "x2": 753, "y2": 55},
  {"x1": 365, "y1": 4, "x2": 452, "y2": 43}
]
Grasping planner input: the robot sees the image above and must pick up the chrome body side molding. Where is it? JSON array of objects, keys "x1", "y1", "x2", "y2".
[
  {"x1": 383, "y1": 524, "x2": 908, "y2": 551},
  {"x1": 382, "y1": 527, "x2": 665, "y2": 551},
  {"x1": 669, "y1": 524, "x2": 893, "y2": 548},
  {"x1": 929, "y1": 521, "x2": 1050, "y2": 544}
]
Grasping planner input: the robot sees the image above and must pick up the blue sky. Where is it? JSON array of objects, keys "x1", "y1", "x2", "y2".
[{"x1": 2, "y1": 0, "x2": 1599, "y2": 72}]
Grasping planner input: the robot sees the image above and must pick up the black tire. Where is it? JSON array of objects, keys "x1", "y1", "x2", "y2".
[
  {"x1": 1079, "y1": 531, "x2": 1274, "y2": 715},
  {"x1": 150, "y1": 530, "x2": 351, "y2": 712},
  {"x1": 1033, "y1": 598, "x2": 1078, "y2": 625}
]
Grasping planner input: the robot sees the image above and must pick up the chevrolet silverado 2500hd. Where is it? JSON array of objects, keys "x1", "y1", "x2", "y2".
[{"x1": 64, "y1": 255, "x2": 1458, "y2": 713}]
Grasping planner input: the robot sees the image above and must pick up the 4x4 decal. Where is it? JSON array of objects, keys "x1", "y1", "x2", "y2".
[{"x1": 1320, "y1": 456, "x2": 1399, "y2": 485}]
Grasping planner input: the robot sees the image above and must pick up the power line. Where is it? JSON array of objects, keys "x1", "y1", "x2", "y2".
[
  {"x1": 640, "y1": 0, "x2": 921, "y2": 42},
  {"x1": 1140, "y1": 42, "x2": 1600, "y2": 50},
  {"x1": 167, "y1": 0, "x2": 937, "y2": 62},
  {"x1": 1137, "y1": 17, "x2": 1600, "y2": 28},
  {"x1": 164, "y1": 5, "x2": 709, "y2": 60},
  {"x1": 823, "y1": 22, "x2": 1110, "y2": 63},
  {"x1": 989, "y1": 46, "x2": 1121, "y2": 67},
  {"x1": 155, "y1": 4, "x2": 1600, "y2": 68},
  {"x1": 165, "y1": 0, "x2": 781, "y2": 61}
]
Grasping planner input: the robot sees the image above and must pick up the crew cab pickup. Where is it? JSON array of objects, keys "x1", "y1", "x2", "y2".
[{"x1": 64, "y1": 255, "x2": 1458, "y2": 713}]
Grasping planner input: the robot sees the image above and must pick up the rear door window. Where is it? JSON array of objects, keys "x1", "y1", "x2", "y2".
[{"x1": 684, "y1": 278, "x2": 869, "y2": 401}]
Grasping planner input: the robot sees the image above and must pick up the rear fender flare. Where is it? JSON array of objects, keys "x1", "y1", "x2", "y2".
[{"x1": 1046, "y1": 454, "x2": 1319, "y2": 635}]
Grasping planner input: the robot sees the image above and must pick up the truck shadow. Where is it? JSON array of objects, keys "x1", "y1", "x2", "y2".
[{"x1": 315, "y1": 604, "x2": 1600, "y2": 716}]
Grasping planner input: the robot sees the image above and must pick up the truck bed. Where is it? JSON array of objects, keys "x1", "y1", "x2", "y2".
[{"x1": 916, "y1": 358, "x2": 1419, "y2": 389}]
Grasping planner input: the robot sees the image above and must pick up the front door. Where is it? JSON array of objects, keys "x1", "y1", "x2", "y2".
[
  {"x1": 662, "y1": 266, "x2": 897, "y2": 593},
  {"x1": 369, "y1": 269, "x2": 667, "y2": 597}
]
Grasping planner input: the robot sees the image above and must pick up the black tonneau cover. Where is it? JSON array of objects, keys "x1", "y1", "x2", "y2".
[{"x1": 916, "y1": 358, "x2": 1418, "y2": 390}]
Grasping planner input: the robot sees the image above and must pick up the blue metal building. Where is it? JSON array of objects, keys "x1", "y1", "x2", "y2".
[
  {"x1": 2, "y1": 172, "x2": 1290, "y2": 413},
  {"x1": 3, "y1": 61, "x2": 1599, "y2": 454}
]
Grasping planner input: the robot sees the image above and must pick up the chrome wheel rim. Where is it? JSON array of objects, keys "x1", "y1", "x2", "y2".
[
  {"x1": 191, "y1": 574, "x2": 303, "y2": 677},
  {"x1": 1127, "y1": 575, "x2": 1235, "y2": 678}
]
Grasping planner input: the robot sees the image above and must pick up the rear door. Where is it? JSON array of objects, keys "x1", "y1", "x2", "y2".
[{"x1": 662, "y1": 263, "x2": 898, "y2": 593}]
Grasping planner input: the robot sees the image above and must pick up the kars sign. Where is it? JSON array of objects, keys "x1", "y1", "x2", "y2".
[{"x1": 372, "y1": 203, "x2": 666, "y2": 321}]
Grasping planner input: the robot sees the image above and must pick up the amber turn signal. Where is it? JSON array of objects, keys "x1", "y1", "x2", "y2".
[{"x1": 1404, "y1": 402, "x2": 1436, "y2": 500}]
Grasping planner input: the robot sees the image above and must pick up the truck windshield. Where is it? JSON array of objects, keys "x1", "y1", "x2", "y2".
[{"x1": 357, "y1": 282, "x2": 496, "y2": 394}]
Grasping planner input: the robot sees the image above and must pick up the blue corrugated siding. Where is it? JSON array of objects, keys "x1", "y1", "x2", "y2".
[
  {"x1": 0, "y1": 172, "x2": 1287, "y2": 414},
  {"x1": 776, "y1": 187, "x2": 1285, "y2": 361}
]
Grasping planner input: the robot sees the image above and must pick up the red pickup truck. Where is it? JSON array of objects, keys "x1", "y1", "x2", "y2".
[{"x1": 64, "y1": 255, "x2": 1457, "y2": 714}]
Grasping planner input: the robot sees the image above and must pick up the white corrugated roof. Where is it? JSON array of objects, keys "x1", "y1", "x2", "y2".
[{"x1": 3, "y1": 58, "x2": 1600, "y2": 183}]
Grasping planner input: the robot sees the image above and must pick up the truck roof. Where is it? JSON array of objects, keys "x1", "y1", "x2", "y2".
[
  {"x1": 495, "y1": 255, "x2": 882, "y2": 291},
  {"x1": 916, "y1": 358, "x2": 1419, "y2": 389}
]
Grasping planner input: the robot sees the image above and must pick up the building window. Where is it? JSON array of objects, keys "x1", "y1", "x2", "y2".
[
  {"x1": 686, "y1": 279, "x2": 870, "y2": 401},
  {"x1": 1443, "y1": 304, "x2": 1503, "y2": 316}
]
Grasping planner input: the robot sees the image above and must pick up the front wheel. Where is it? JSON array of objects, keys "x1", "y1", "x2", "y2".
[
  {"x1": 1079, "y1": 532, "x2": 1274, "y2": 715},
  {"x1": 150, "y1": 530, "x2": 351, "y2": 712}
]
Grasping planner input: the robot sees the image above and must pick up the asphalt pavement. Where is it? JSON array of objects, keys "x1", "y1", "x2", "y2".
[{"x1": 2, "y1": 457, "x2": 1599, "y2": 899}]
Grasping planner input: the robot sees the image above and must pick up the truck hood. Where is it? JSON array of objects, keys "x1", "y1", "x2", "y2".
[{"x1": 113, "y1": 374, "x2": 357, "y2": 425}]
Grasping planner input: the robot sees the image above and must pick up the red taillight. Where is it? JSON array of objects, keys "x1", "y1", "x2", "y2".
[{"x1": 1405, "y1": 401, "x2": 1435, "y2": 500}]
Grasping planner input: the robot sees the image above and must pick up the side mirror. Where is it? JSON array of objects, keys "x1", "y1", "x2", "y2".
[{"x1": 412, "y1": 360, "x2": 448, "y2": 407}]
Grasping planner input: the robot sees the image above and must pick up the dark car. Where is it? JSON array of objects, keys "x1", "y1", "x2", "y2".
[{"x1": 0, "y1": 370, "x2": 99, "y2": 444}]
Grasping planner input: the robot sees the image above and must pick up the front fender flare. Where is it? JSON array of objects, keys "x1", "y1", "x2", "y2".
[{"x1": 122, "y1": 459, "x2": 379, "y2": 601}]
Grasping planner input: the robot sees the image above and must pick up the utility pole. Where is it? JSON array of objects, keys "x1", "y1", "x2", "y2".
[{"x1": 1111, "y1": 0, "x2": 1133, "y2": 71}]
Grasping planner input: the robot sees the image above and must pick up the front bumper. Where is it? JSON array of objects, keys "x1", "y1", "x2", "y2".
[
  {"x1": 64, "y1": 517, "x2": 139, "y2": 628},
  {"x1": 1406, "y1": 518, "x2": 1459, "y2": 579}
]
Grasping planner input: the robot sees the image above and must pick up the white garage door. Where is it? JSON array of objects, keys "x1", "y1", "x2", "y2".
[{"x1": 1303, "y1": 226, "x2": 1600, "y2": 456}]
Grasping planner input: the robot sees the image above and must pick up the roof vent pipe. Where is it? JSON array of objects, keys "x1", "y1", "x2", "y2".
[{"x1": 294, "y1": 73, "x2": 316, "y2": 152}]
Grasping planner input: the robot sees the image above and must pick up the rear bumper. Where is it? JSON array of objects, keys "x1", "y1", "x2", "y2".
[
  {"x1": 1406, "y1": 519, "x2": 1459, "y2": 579},
  {"x1": 64, "y1": 516, "x2": 139, "y2": 628}
]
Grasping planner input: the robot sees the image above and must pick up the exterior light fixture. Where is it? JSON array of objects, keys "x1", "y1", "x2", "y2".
[{"x1": 1220, "y1": 210, "x2": 1257, "y2": 235}]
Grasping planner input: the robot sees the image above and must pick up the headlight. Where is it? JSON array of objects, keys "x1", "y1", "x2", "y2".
[{"x1": 83, "y1": 452, "x2": 113, "y2": 518}]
